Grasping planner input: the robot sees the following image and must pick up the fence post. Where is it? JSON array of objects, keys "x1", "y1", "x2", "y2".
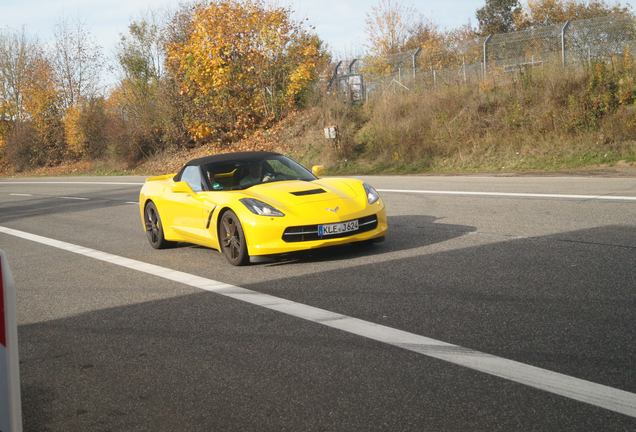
[
  {"x1": 483, "y1": 34, "x2": 493, "y2": 76},
  {"x1": 412, "y1": 47, "x2": 421, "y2": 78},
  {"x1": 462, "y1": 56, "x2": 467, "y2": 83},
  {"x1": 348, "y1": 59, "x2": 358, "y2": 74},
  {"x1": 561, "y1": 20, "x2": 571, "y2": 66},
  {"x1": 327, "y1": 60, "x2": 343, "y2": 91}
]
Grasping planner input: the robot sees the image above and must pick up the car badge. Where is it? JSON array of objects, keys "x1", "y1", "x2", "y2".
[{"x1": 326, "y1": 206, "x2": 339, "y2": 213}]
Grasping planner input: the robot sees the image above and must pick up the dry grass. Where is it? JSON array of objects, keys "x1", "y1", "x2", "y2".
[
  {"x1": 307, "y1": 61, "x2": 636, "y2": 174},
  {"x1": 180, "y1": 60, "x2": 635, "y2": 176},
  {"x1": 136, "y1": 109, "x2": 317, "y2": 175}
]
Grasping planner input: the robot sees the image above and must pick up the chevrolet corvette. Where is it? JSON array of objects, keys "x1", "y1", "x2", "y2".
[{"x1": 139, "y1": 151, "x2": 388, "y2": 265}]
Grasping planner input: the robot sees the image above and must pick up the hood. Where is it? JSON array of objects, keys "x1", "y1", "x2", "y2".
[
  {"x1": 242, "y1": 178, "x2": 367, "y2": 219},
  {"x1": 245, "y1": 180, "x2": 355, "y2": 205}
]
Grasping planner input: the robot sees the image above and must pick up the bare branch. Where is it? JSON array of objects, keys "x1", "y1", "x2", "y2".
[{"x1": 52, "y1": 17, "x2": 104, "y2": 109}]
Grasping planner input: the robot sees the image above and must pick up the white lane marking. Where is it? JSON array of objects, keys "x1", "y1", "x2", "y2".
[
  {"x1": 5, "y1": 191, "x2": 137, "y2": 205},
  {"x1": 0, "y1": 225, "x2": 635, "y2": 417},
  {"x1": 378, "y1": 189, "x2": 636, "y2": 202},
  {"x1": 2, "y1": 181, "x2": 635, "y2": 202},
  {"x1": 0, "y1": 181, "x2": 143, "y2": 185},
  {"x1": 58, "y1": 196, "x2": 89, "y2": 201}
]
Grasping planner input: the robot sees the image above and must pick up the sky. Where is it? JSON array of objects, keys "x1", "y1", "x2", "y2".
[
  {"x1": 0, "y1": 0, "x2": 485, "y2": 52},
  {"x1": 0, "y1": 0, "x2": 485, "y2": 84}
]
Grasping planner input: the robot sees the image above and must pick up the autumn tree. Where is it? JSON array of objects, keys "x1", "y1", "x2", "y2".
[
  {"x1": 0, "y1": 29, "x2": 35, "y2": 122},
  {"x1": 0, "y1": 31, "x2": 66, "y2": 169},
  {"x1": 476, "y1": 0, "x2": 523, "y2": 34},
  {"x1": 9, "y1": 53, "x2": 65, "y2": 168},
  {"x1": 0, "y1": 30, "x2": 31, "y2": 158},
  {"x1": 64, "y1": 96, "x2": 108, "y2": 159},
  {"x1": 112, "y1": 16, "x2": 168, "y2": 162},
  {"x1": 365, "y1": 0, "x2": 416, "y2": 57},
  {"x1": 284, "y1": 33, "x2": 325, "y2": 107},
  {"x1": 516, "y1": 0, "x2": 632, "y2": 28},
  {"x1": 63, "y1": 104, "x2": 83, "y2": 156},
  {"x1": 404, "y1": 20, "x2": 459, "y2": 70},
  {"x1": 167, "y1": 0, "x2": 325, "y2": 143},
  {"x1": 107, "y1": 11, "x2": 194, "y2": 164},
  {"x1": 78, "y1": 97, "x2": 108, "y2": 158},
  {"x1": 444, "y1": 25, "x2": 482, "y2": 64},
  {"x1": 52, "y1": 18, "x2": 104, "y2": 109}
]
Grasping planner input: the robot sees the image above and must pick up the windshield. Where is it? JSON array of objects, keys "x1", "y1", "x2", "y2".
[{"x1": 201, "y1": 155, "x2": 316, "y2": 191}]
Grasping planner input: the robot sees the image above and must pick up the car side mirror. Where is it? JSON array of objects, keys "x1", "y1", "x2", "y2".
[
  {"x1": 312, "y1": 165, "x2": 325, "y2": 177},
  {"x1": 172, "y1": 181, "x2": 194, "y2": 194}
]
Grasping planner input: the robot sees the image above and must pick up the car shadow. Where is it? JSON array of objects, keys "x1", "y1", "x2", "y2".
[
  {"x1": 255, "y1": 214, "x2": 476, "y2": 266},
  {"x1": 0, "y1": 187, "x2": 139, "y2": 224}
]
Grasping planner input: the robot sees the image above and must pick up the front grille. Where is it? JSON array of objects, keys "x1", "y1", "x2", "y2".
[
  {"x1": 290, "y1": 188, "x2": 326, "y2": 196},
  {"x1": 282, "y1": 214, "x2": 378, "y2": 243}
]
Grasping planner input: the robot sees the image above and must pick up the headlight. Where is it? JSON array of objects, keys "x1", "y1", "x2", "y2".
[
  {"x1": 363, "y1": 183, "x2": 380, "y2": 204},
  {"x1": 240, "y1": 198, "x2": 285, "y2": 217}
]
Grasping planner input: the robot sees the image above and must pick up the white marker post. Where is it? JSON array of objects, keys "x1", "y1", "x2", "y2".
[{"x1": 0, "y1": 250, "x2": 22, "y2": 432}]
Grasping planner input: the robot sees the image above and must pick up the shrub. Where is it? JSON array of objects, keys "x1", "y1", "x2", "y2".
[
  {"x1": 5, "y1": 123, "x2": 40, "y2": 171},
  {"x1": 79, "y1": 97, "x2": 108, "y2": 159}
]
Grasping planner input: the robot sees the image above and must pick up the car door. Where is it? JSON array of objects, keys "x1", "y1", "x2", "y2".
[{"x1": 168, "y1": 166, "x2": 216, "y2": 244}]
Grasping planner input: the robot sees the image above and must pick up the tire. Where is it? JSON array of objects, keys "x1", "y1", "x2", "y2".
[
  {"x1": 144, "y1": 201, "x2": 174, "y2": 249},
  {"x1": 219, "y1": 210, "x2": 250, "y2": 266}
]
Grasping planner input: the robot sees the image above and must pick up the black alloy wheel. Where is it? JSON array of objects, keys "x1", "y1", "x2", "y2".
[
  {"x1": 144, "y1": 202, "x2": 174, "y2": 249},
  {"x1": 219, "y1": 210, "x2": 250, "y2": 266}
]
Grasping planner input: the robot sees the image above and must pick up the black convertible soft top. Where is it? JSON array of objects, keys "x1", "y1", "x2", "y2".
[{"x1": 185, "y1": 151, "x2": 282, "y2": 167}]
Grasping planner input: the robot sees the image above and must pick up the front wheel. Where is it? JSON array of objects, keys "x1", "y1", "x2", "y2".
[
  {"x1": 219, "y1": 210, "x2": 250, "y2": 266},
  {"x1": 144, "y1": 202, "x2": 174, "y2": 249}
]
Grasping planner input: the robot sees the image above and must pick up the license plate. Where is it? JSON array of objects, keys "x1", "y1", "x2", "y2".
[{"x1": 318, "y1": 220, "x2": 359, "y2": 237}]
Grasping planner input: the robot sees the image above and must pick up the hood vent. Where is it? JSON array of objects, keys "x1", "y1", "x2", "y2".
[{"x1": 290, "y1": 188, "x2": 327, "y2": 196}]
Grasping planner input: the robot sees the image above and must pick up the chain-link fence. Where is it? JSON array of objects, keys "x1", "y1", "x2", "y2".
[{"x1": 327, "y1": 14, "x2": 636, "y2": 102}]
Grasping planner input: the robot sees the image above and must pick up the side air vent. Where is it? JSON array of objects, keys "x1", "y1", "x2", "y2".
[{"x1": 290, "y1": 188, "x2": 326, "y2": 196}]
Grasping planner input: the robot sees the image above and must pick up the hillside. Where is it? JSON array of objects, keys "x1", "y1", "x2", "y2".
[{"x1": 3, "y1": 60, "x2": 636, "y2": 178}]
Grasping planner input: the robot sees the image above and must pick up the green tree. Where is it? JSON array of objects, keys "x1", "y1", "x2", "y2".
[
  {"x1": 476, "y1": 0, "x2": 522, "y2": 35},
  {"x1": 111, "y1": 14, "x2": 176, "y2": 162},
  {"x1": 118, "y1": 13, "x2": 165, "y2": 83}
]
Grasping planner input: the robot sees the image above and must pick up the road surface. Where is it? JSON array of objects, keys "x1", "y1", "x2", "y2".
[{"x1": 0, "y1": 175, "x2": 635, "y2": 431}]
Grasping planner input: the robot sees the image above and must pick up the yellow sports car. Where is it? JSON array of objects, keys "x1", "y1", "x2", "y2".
[{"x1": 139, "y1": 151, "x2": 388, "y2": 265}]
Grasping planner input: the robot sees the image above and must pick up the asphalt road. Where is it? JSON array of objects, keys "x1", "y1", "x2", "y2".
[{"x1": 0, "y1": 175, "x2": 635, "y2": 431}]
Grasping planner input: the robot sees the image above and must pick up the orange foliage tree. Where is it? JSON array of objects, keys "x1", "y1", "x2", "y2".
[
  {"x1": 166, "y1": 0, "x2": 326, "y2": 143},
  {"x1": 20, "y1": 55, "x2": 65, "y2": 165},
  {"x1": 405, "y1": 22, "x2": 480, "y2": 71},
  {"x1": 517, "y1": 0, "x2": 632, "y2": 28},
  {"x1": 63, "y1": 105, "x2": 83, "y2": 156},
  {"x1": 363, "y1": 1, "x2": 479, "y2": 76}
]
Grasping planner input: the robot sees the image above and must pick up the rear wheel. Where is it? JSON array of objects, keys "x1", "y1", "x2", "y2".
[
  {"x1": 144, "y1": 202, "x2": 174, "y2": 249},
  {"x1": 219, "y1": 210, "x2": 250, "y2": 266}
]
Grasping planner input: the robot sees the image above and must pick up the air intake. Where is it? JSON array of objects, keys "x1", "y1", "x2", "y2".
[{"x1": 290, "y1": 188, "x2": 326, "y2": 196}]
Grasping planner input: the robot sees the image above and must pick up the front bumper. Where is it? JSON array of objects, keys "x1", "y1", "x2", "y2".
[{"x1": 241, "y1": 206, "x2": 388, "y2": 256}]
